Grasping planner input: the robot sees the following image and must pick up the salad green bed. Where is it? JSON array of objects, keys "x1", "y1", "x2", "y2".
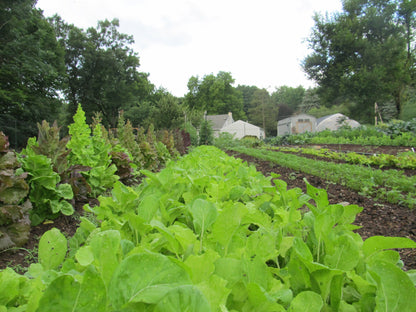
[
  {"x1": 1, "y1": 146, "x2": 416, "y2": 311},
  {"x1": 232, "y1": 146, "x2": 416, "y2": 209}
]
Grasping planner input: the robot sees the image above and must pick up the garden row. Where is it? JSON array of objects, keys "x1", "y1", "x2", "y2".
[
  {"x1": 1, "y1": 146, "x2": 416, "y2": 311},
  {"x1": 266, "y1": 119, "x2": 416, "y2": 147},
  {"x1": 0, "y1": 104, "x2": 189, "y2": 251},
  {"x1": 231, "y1": 147, "x2": 416, "y2": 209},
  {"x1": 264, "y1": 146, "x2": 416, "y2": 170}
]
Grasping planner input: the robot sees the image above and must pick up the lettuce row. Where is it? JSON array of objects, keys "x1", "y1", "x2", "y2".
[{"x1": 1, "y1": 146, "x2": 415, "y2": 311}]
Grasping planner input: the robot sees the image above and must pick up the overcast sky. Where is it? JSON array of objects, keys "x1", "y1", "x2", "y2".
[{"x1": 36, "y1": 0, "x2": 343, "y2": 97}]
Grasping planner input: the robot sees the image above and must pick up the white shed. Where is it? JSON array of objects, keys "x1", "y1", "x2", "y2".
[
  {"x1": 316, "y1": 113, "x2": 360, "y2": 132},
  {"x1": 220, "y1": 120, "x2": 265, "y2": 139},
  {"x1": 277, "y1": 114, "x2": 316, "y2": 136},
  {"x1": 205, "y1": 112, "x2": 234, "y2": 137}
]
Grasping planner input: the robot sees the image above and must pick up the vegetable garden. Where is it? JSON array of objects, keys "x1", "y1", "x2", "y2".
[{"x1": 1, "y1": 113, "x2": 416, "y2": 311}]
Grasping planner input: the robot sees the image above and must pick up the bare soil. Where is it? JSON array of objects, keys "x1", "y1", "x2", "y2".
[{"x1": 1, "y1": 144, "x2": 415, "y2": 273}]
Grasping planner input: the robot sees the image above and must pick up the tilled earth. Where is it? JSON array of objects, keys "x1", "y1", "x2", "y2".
[
  {"x1": 1, "y1": 144, "x2": 416, "y2": 272},
  {"x1": 227, "y1": 144, "x2": 416, "y2": 270}
]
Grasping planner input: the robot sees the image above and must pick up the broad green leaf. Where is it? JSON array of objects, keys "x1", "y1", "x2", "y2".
[
  {"x1": 0, "y1": 268, "x2": 23, "y2": 305},
  {"x1": 244, "y1": 283, "x2": 286, "y2": 312},
  {"x1": 154, "y1": 285, "x2": 210, "y2": 312},
  {"x1": 185, "y1": 249, "x2": 219, "y2": 283},
  {"x1": 324, "y1": 234, "x2": 360, "y2": 271},
  {"x1": 75, "y1": 245, "x2": 94, "y2": 266},
  {"x1": 363, "y1": 236, "x2": 416, "y2": 259},
  {"x1": 151, "y1": 220, "x2": 181, "y2": 255},
  {"x1": 169, "y1": 223, "x2": 198, "y2": 253},
  {"x1": 211, "y1": 202, "x2": 247, "y2": 254},
  {"x1": 60, "y1": 200, "x2": 74, "y2": 216},
  {"x1": 57, "y1": 183, "x2": 73, "y2": 199},
  {"x1": 188, "y1": 198, "x2": 217, "y2": 237},
  {"x1": 38, "y1": 228, "x2": 67, "y2": 270},
  {"x1": 229, "y1": 185, "x2": 246, "y2": 201},
  {"x1": 305, "y1": 180, "x2": 329, "y2": 212},
  {"x1": 36, "y1": 268, "x2": 106, "y2": 312},
  {"x1": 214, "y1": 257, "x2": 243, "y2": 287},
  {"x1": 137, "y1": 193, "x2": 159, "y2": 222},
  {"x1": 369, "y1": 261, "x2": 416, "y2": 312},
  {"x1": 310, "y1": 269, "x2": 343, "y2": 306},
  {"x1": 109, "y1": 252, "x2": 191, "y2": 309},
  {"x1": 197, "y1": 274, "x2": 231, "y2": 310},
  {"x1": 243, "y1": 255, "x2": 272, "y2": 290},
  {"x1": 89, "y1": 230, "x2": 121, "y2": 287},
  {"x1": 289, "y1": 291, "x2": 323, "y2": 312},
  {"x1": 293, "y1": 237, "x2": 313, "y2": 262}
]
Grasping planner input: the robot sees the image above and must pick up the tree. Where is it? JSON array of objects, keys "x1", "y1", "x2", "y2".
[
  {"x1": 198, "y1": 120, "x2": 214, "y2": 145},
  {"x1": 271, "y1": 86, "x2": 305, "y2": 121},
  {"x1": 185, "y1": 71, "x2": 246, "y2": 120},
  {"x1": 236, "y1": 85, "x2": 260, "y2": 117},
  {"x1": 50, "y1": 17, "x2": 154, "y2": 128},
  {"x1": 303, "y1": 0, "x2": 414, "y2": 122},
  {"x1": 299, "y1": 88, "x2": 321, "y2": 113},
  {"x1": 0, "y1": 0, "x2": 65, "y2": 147},
  {"x1": 272, "y1": 86, "x2": 305, "y2": 112},
  {"x1": 248, "y1": 89, "x2": 278, "y2": 136}
]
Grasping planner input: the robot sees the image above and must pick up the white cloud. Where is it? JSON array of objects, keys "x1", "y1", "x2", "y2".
[{"x1": 36, "y1": 0, "x2": 343, "y2": 96}]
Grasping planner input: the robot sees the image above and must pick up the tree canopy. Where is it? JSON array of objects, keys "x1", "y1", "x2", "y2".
[
  {"x1": 303, "y1": 0, "x2": 415, "y2": 122},
  {"x1": 0, "y1": 0, "x2": 65, "y2": 147},
  {"x1": 185, "y1": 71, "x2": 246, "y2": 120},
  {"x1": 50, "y1": 17, "x2": 154, "y2": 128}
]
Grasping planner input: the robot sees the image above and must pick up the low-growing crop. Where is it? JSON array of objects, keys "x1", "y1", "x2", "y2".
[
  {"x1": 18, "y1": 138, "x2": 74, "y2": 225},
  {"x1": 1, "y1": 146, "x2": 415, "y2": 311},
  {"x1": 233, "y1": 146, "x2": 416, "y2": 208}
]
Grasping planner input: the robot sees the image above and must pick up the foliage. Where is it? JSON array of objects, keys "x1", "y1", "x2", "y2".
[
  {"x1": 67, "y1": 104, "x2": 118, "y2": 196},
  {"x1": 199, "y1": 120, "x2": 214, "y2": 146},
  {"x1": 268, "y1": 146, "x2": 416, "y2": 170},
  {"x1": 18, "y1": 138, "x2": 74, "y2": 225},
  {"x1": 185, "y1": 71, "x2": 246, "y2": 120},
  {"x1": 0, "y1": 132, "x2": 31, "y2": 250},
  {"x1": 303, "y1": 0, "x2": 414, "y2": 121},
  {"x1": 376, "y1": 119, "x2": 416, "y2": 137},
  {"x1": 30, "y1": 120, "x2": 70, "y2": 177},
  {"x1": 272, "y1": 86, "x2": 305, "y2": 116},
  {"x1": 234, "y1": 146, "x2": 416, "y2": 208},
  {"x1": 1, "y1": 146, "x2": 416, "y2": 310},
  {"x1": 248, "y1": 88, "x2": 278, "y2": 136},
  {"x1": 0, "y1": 0, "x2": 66, "y2": 148},
  {"x1": 214, "y1": 132, "x2": 240, "y2": 150},
  {"x1": 50, "y1": 16, "x2": 154, "y2": 128},
  {"x1": 269, "y1": 121, "x2": 416, "y2": 147},
  {"x1": 184, "y1": 123, "x2": 199, "y2": 146}
]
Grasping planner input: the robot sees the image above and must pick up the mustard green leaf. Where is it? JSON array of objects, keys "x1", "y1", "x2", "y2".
[{"x1": 38, "y1": 228, "x2": 67, "y2": 270}]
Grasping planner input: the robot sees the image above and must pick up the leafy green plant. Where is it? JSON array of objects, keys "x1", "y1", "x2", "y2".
[
  {"x1": 30, "y1": 120, "x2": 70, "y2": 176},
  {"x1": 1, "y1": 146, "x2": 416, "y2": 311},
  {"x1": 18, "y1": 139, "x2": 74, "y2": 225},
  {"x1": 66, "y1": 104, "x2": 118, "y2": 196},
  {"x1": 233, "y1": 146, "x2": 416, "y2": 208},
  {"x1": 0, "y1": 132, "x2": 32, "y2": 250}
]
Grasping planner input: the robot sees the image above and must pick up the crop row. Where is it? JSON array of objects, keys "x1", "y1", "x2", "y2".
[
  {"x1": 265, "y1": 146, "x2": 416, "y2": 170},
  {"x1": 232, "y1": 147, "x2": 416, "y2": 208},
  {"x1": 1, "y1": 146, "x2": 415, "y2": 311}
]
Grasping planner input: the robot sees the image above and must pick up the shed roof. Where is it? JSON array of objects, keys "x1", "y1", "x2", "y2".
[{"x1": 206, "y1": 114, "x2": 232, "y2": 130}]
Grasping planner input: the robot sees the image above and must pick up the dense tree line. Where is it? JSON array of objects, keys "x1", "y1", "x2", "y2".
[
  {"x1": 2, "y1": 0, "x2": 415, "y2": 147},
  {"x1": 1, "y1": 0, "x2": 184, "y2": 147}
]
